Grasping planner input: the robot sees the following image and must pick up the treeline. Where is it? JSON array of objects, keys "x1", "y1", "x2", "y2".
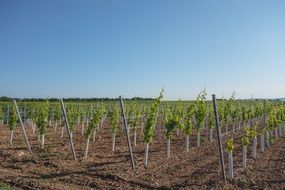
[{"x1": 0, "y1": 96, "x2": 155, "y2": 102}]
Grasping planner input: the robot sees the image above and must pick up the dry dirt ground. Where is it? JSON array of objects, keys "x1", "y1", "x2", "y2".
[{"x1": 0, "y1": 122, "x2": 284, "y2": 190}]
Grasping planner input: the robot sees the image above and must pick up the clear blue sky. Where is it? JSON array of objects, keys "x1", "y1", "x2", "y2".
[{"x1": 0, "y1": 0, "x2": 284, "y2": 100}]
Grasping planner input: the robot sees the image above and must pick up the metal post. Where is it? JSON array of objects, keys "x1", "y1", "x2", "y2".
[
  {"x1": 60, "y1": 99, "x2": 77, "y2": 160},
  {"x1": 119, "y1": 96, "x2": 135, "y2": 170},
  {"x1": 212, "y1": 95, "x2": 227, "y2": 183},
  {"x1": 13, "y1": 100, "x2": 32, "y2": 154}
]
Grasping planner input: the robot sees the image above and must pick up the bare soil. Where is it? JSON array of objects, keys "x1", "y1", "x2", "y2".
[{"x1": 0, "y1": 122, "x2": 284, "y2": 190}]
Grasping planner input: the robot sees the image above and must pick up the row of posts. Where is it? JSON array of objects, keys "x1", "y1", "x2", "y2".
[{"x1": 9, "y1": 96, "x2": 273, "y2": 185}]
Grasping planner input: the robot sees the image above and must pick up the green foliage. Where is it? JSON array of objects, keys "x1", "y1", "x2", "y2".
[
  {"x1": 266, "y1": 108, "x2": 278, "y2": 131},
  {"x1": 264, "y1": 100, "x2": 272, "y2": 115},
  {"x1": 28, "y1": 110, "x2": 35, "y2": 122},
  {"x1": 126, "y1": 102, "x2": 142, "y2": 131},
  {"x1": 127, "y1": 102, "x2": 135, "y2": 127},
  {"x1": 144, "y1": 89, "x2": 164, "y2": 144},
  {"x1": 25, "y1": 107, "x2": 33, "y2": 120},
  {"x1": 0, "y1": 106, "x2": 4, "y2": 121},
  {"x1": 75, "y1": 106, "x2": 83, "y2": 123},
  {"x1": 47, "y1": 107, "x2": 53, "y2": 121},
  {"x1": 224, "y1": 100, "x2": 232, "y2": 121},
  {"x1": 176, "y1": 100, "x2": 185, "y2": 131},
  {"x1": 247, "y1": 106, "x2": 254, "y2": 120},
  {"x1": 0, "y1": 182, "x2": 11, "y2": 190},
  {"x1": 165, "y1": 103, "x2": 185, "y2": 140},
  {"x1": 250, "y1": 124, "x2": 258, "y2": 138},
  {"x1": 254, "y1": 102, "x2": 263, "y2": 118},
  {"x1": 53, "y1": 106, "x2": 61, "y2": 121},
  {"x1": 85, "y1": 103, "x2": 105, "y2": 138},
  {"x1": 224, "y1": 91, "x2": 235, "y2": 122},
  {"x1": 280, "y1": 105, "x2": 285, "y2": 121},
  {"x1": 165, "y1": 115, "x2": 178, "y2": 140},
  {"x1": 67, "y1": 106, "x2": 76, "y2": 132},
  {"x1": 133, "y1": 107, "x2": 141, "y2": 130},
  {"x1": 208, "y1": 107, "x2": 215, "y2": 129},
  {"x1": 194, "y1": 89, "x2": 207, "y2": 130},
  {"x1": 226, "y1": 138, "x2": 234, "y2": 153},
  {"x1": 35, "y1": 101, "x2": 49, "y2": 135},
  {"x1": 109, "y1": 106, "x2": 120, "y2": 134},
  {"x1": 184, "y1": 105, "x2": 195, "y2": 135},
  {"x1": 241, "y1": 105, "x2": 248, "y2": 121},
  {"x1": 8, "y1": 107, "x2": 17, "y2": 131},
  {"x1": 162, "y1": 106, "x2": 171, "y2": 124},
  {"x1": 231, "y1": 104, "x2": 241, "y2": 122},
  {"x1": 218, "y1": 100, "x2": 225, "y2": 124},
  {"x1": 241, "y1": 126, "x2": 250, "y2": 146},
  {"x1": 275, "y1": 107, "x2": 283, "y2": 126}
]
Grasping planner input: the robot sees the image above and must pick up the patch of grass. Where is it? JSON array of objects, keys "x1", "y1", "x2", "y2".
[{"x1": 0, "y1": 183, "x2": 11, "y2": 190}]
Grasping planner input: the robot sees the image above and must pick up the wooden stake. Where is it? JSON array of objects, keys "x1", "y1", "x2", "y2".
[
  {"x1": 60, "y1": 99, "x2": 77, "y2": 160},
  {"x1": 13, "y1": 100, "x2": 32, "y2": 154},
  {"x1": 119, "y1": 96, "x2": 135, "y2": 170},
  {"x1": 212, "y1": 95, "x2": 226, "y2": 184}
]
